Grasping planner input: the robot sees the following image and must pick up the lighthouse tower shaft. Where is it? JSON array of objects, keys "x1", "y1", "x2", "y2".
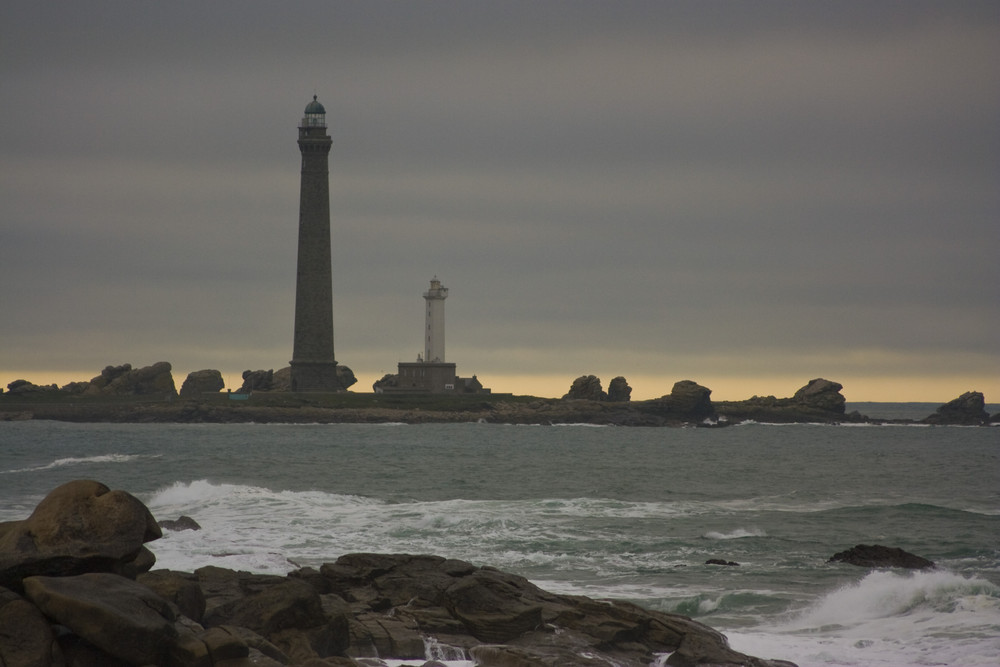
[
  {"x1": 424, "y1": 278, "x2": 448, "y2": 363},
  {"x1": 290, "y1": 97, "x2": 339, "y2": 391}
]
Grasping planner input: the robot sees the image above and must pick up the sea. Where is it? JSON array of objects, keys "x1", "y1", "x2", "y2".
[{"x1": 1, "y1": 403, "x2": 998, "y2": 667}]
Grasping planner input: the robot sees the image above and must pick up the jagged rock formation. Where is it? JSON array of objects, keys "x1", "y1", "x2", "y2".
[
  {"x1": 4, "y1": 379, "x2": 59, "y2": 395},
  {"x1": 714, "y1": 378, "x2": 852, "y2": 423},
  {"x1": 607, "y1": 376, "x2": 632, "y2": 402},
  {"x1": 239, "y1": 369, "x2": 276, "y2": 393},
  {"x1": 83, "y1": 362, "x2": 177, "y2": 397},
  {"x1": 563, "y1": 375, "x2": 608, "y2": 401},
  {"x1": 636, "y1": 380, "x2": 715, "y2": 423},
  {"x1": 828, "y1": 544, "x2": 935, "y2": 570},
  {"x1": 922, "y1": 391, "x2": 991, "y2": 426},
  {"x1": 0, "y1": 481, "x2": 797, "y2": 666},
  {"x1": 179, "y1": 370, "x2": 225, "y2": 397}
]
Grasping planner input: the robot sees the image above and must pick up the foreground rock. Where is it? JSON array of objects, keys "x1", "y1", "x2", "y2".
[
  {"x1": 0, "y1": 481, "x2": 797, "y2": 667},
  {"x1": 828, "y1": 544, "x2": 935, "y2": 570},
  {"x1": 0, "y1": 480, "x2": 161, "y2": 591},
  {"x1": 922, "y1": 391, "x2": 991, "y2": 426}
]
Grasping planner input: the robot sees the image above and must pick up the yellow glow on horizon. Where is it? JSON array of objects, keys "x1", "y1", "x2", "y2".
[{"x1": 3, "y1": 369, "x2": 998, "y2": 405}]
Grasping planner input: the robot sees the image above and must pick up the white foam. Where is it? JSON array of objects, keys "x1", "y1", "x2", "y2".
[
  {"x1": 1, "y1": 453, "x2": 153, "y2": 474},
  {"x1": 724, "y1": 570, "x2": 1000, "y2": 666},
  {"x1": 703, "y1": 527, "x2": 767, "y2": 540}
]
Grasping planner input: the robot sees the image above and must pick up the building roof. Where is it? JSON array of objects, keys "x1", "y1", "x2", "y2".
[{"x1": 304, "y1": 95, "x2": 325, "y2": 115}]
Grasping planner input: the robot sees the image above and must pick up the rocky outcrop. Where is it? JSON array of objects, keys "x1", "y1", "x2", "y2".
[
  {"x1": 0, "y1": 482, "x2": 797, "y2": 666},
  {"x1": 636, "y1": 380, "x2": 715, "y2": 423},
  {"x1": 922, "y1": 391, "x2": 991, "y2": 426},
  {"x1": 792, "y1": 378, "x2": 846, "y2": 413},
  {"x1": 159, "y1": 515, "x2": 202, "y2": 532},
  {"x1": 563, "y1": 375, "x2": 607, "y2": 401},
  {"x1": 828, "y1": 544, "x2": 935, "y2": 570},
  {"x1": 714, "y1": 378, "x2": 852, "y2": 423},
  {"x1": 83, "y1": 362, "x2": 177, "y2": 397},
  {"x1": 0, "y1": 480, "x2": 161, "y2": 591},
  {"x1": 239, "y1": 369, "x2": 276, "y2": 393},
  {"x1": 4, "y1": 379, "x2": 59, "y2": 395},
  {"x1": 607, "y1": 376, "x2": 632, "y2": 402},
  {"x1": 180, "y1": 369, "x2": 225, "y2": 397}
]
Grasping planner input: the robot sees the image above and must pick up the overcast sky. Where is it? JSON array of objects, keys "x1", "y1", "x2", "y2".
[{"x1": 2, "y1": 1, "x2": 998, "y2": 401}]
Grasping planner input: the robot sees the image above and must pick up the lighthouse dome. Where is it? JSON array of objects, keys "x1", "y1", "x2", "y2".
[{"x1": 304, "y1": 95, "x2": 326, "y2": 114}]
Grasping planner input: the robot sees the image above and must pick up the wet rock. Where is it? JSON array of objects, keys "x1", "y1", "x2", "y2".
[
  {"x1": 159, "y1": 515, "x2": 203, "y2": 531},
  {"x1": 706, "y1": 559, "x2": 740, "y2": 566},
  {"x1": 828, "y1": 544, "x2": 935, "y2": 570}
]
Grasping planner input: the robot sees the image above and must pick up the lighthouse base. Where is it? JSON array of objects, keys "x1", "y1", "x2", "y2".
[{"x1": 289, "y1": 360, "x2": 341, "y2": 392}]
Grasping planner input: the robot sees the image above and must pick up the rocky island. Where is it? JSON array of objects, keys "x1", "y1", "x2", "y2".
[
  {"x1": 0, "y1": 480, "x2": 797, "y2": 666},
  {"x1": 2, "y1": 362, "x2": 997, "y2": 426}
]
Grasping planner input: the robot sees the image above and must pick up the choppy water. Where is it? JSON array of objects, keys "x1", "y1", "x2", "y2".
[{"x1": 1, "y1": 417, "x2": 998, "y2": 666}]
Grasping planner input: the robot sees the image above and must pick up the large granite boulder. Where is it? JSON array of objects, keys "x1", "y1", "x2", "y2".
[
  {"x1": 563, "y1": 375, "x2": 607, "y2": 401},
  {"x1": 180, "y1": 369, "x2": 225, "y2": 397},
  {"x1": 24, "y1": 573, "x2": 179, "y2": 666},
  {"x1": 922, "y1": 391, "x2": 990, "y2": 426},
  {"x1": 792, "y1": 378, "x2": 846, "y2": 414},
  {"x1": 607, "y1": 376, "x2": 632, "y2": 402},
  {"x1": 828, "y1": 544, "x2": 935, "y2": 570},
  {"x1": 666, "y1": 380, "x2": 714, "y2": 419},
  {"x1": 83, "y1": 362, "x2": 177, "y2": 397},
  {"x1": 0, "y1": 480, "x2": 161, "y2": 591},
  {"x1": 0, "y1": 586, "x2": 58, "y2": 667}
]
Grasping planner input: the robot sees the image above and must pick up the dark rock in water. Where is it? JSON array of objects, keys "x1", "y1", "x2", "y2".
[
  {"x1": 180, "y1": 369, "x2": 225, "y2": 396},
  {"x1": 829, "y1": 544, "x2": 935, "y2": 570},
  {"x1": 159, "y1": 515, "x2": 202, "y2": 531},
  {"x1": 706, "y1": 559, "x2": 740, "y2": 566},
  {"x1": 563, "y1": 374, "x2": 608, "y2": 401},
  {"x1": 607, "y1": 376, "x2": 632, "y2": 402},
  {"x1": 0, "y1": 480, "x2": 161, "y2": 591},
  {"x1": 922, "y1": 391, "x2": 991, "y2": 426}
]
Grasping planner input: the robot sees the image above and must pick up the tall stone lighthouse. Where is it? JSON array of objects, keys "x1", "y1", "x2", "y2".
[
  {"x1": 290, "y1": 96, "x2": 339, "y2": 391},
  {"x1": 424, "y1": 277, "x2": 448, "y2": 363}
]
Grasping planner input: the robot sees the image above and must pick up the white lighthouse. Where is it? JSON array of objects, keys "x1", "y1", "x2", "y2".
[{"x1": 423, "y1": 277, "x2": 448, "y2": 363}]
